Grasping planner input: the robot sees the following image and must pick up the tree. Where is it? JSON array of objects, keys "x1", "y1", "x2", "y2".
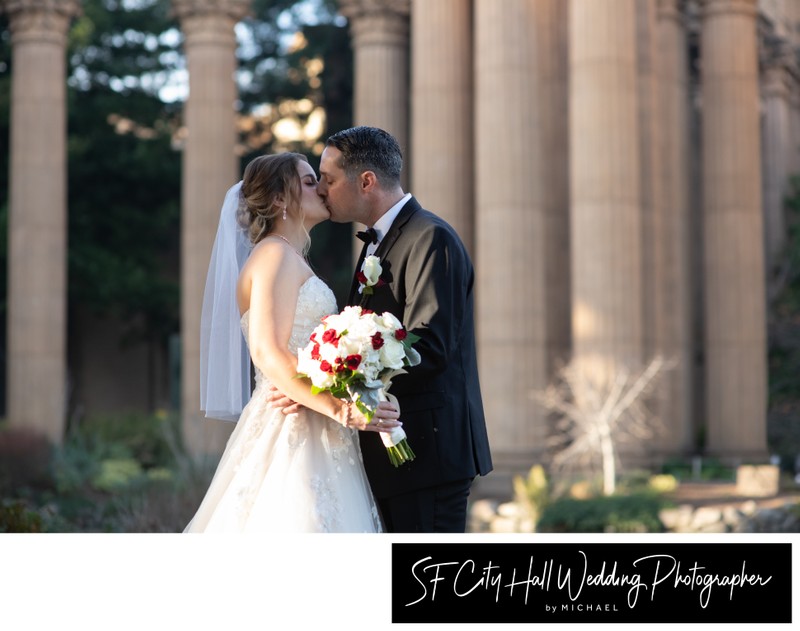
[
  {"x1": 535, "y1": 356, "x2": 670, "y2": 496},
  {"x1": 67, "y1": 0, "x2": 183, "y2": 340},
  {"x1": 236, "y1": 0, "x2": 354, "y2": 303},
  {"x1": 62, "y1": 0, "x2": 184, "y2": 415}
]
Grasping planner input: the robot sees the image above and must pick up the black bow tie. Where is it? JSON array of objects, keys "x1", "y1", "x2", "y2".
[{"x1": 356, "y1": 228, "x2": 378, "y2": 244}]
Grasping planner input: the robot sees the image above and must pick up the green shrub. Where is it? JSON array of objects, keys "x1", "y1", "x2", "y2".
[
  {"x1": 91, "y1": 458, "x2": 145, "y2": 492},
  {"x1": 71, "y1": 411, "x2": 179, "y2": 469},
  {"x1": 0, "y1": 500, "x2": 43, "y2": 532},
  {"x1": 537, "y1": 493, "x2": 667, "y2": 533},
  {"x1": 661, "y1": 457, "x2": 735, "y2": 482},
  {"x1": 1, "y1": 412, "x2": 209, "y2": 532},
  {"x1": 512, "y1": 464, "x2": 549, "y2": 527}
]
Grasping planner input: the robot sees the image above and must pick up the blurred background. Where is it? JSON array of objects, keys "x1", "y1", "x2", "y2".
[{"x1": 1, "y1": 0, "x2": 799, "y2": 533}]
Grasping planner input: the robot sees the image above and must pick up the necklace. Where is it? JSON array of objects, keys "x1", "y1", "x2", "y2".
[{"x1": 272, "y1": 234, "x2": 304, "y2": 258}]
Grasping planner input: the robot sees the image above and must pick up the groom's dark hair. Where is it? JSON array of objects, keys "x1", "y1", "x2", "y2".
[{"x1": 326, "y1": 126, "x2": 403, "y2": 187}]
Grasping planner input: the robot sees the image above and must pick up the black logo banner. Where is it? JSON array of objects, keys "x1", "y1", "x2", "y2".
[{"x1": 392, "y1": 542, "x2": 792, "y2": 624}]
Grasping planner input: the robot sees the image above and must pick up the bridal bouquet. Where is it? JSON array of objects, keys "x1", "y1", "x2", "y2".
[{"x1": 296, "y1": 306, "x2": 421, "y2": 467}]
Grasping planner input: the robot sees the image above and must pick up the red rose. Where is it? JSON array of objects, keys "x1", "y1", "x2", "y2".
[
  {"x1": 395, "y1": 328, "x2": 408, "y2": 341},
  {"x1": 310, "y1": 343, "x2": 321, "y2": 360},
  {"x1": 319, "y1": 360, "x2": 333, "y2": 373},
  {"x1": 322, "y1": 328, "x2": 339, "y2": 346},
  {"x1": 356, "y1": 271, "x2": 368, "y2": 284},
  {"x1": 371, "y1": 332, "x2": 384, "y2": 350},
  {"x1": 345, "y1": 354, "x2": 362, "y2": 370},
  {"x1": 362, "y1": 309, "x2": 374, "y2": 314}
]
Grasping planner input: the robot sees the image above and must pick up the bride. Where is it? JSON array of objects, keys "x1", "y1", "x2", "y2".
[{"x1": 184, "y1": 152, "x2": 401, "y2": 533}]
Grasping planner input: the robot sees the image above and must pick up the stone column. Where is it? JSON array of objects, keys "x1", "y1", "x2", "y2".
[
  {"x1": 339, "y1": 0, "x2": 410, "y2": 267},
  {"x1": 761, "y1": 54, "x2": 792, "y2": 282},
  {"x1": 639, "y1": 0, "x2": 664, "y2": 397},
  {"x1": 787, "y1": 1, "x2": 800, "y2": 176},
  {"x1": 410, "y1": 0, "x2": 473, "y2": 252},
  {"x1": 173, "y1": 0, "x2": 250, "y2": 456},
  {"x1": 655, "y1": 0, "x2": 695, "y2": 455},
  {"x1": 569, "y1": 0, "x2": 643, "y2": 382},
  {"x1": 536, "y1": 0, "x2": 572, "y2": 383},
  {"x1": 475, "y1": 0, "x2": 557, "y2": 476},
  {"x1": 339, "y1": 0, "x2": 410, "y2": 179},
  {"x1": 699, "y1": 0, "x2": 767, "y2": 459},
  {"x1": 4, "y1": 0, "x2": 81, "y2": 444},
  {"x1": 340, "y1": 0, "x2": 410, "y2": 265}
]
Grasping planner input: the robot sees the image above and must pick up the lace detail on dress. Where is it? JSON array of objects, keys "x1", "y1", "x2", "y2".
[
  {"x1": 310, "y1": 475, "x2": 341, "y2": 532},
  {"x1": 241, "y1": 275, "x2": 337, "y2": 389}
]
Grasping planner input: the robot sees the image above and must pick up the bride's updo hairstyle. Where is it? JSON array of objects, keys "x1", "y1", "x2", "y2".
[{"x1": 238, "y1": 152, "x2": 310, "y2": 246}]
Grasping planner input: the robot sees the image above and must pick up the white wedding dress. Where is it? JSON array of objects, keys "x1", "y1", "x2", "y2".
[{"x1": 184, "y1": 276, "x2": 383, "y2": 533}]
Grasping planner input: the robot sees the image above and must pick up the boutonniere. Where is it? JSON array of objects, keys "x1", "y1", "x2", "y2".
[{"x1": 357, "y1": 255, "x2": 386, "y2": 295}]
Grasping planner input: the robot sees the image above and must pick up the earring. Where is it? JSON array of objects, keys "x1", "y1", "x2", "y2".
[{"x1": 282, "y1": 206, "x2": 287, "y2": 221}]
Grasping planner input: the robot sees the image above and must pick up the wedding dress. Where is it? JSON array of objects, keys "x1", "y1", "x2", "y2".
[{"x1": 185, "y1": 276, "x2": 383, "y2": 533}]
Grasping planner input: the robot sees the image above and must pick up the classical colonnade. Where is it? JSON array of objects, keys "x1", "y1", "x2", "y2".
[{"x1": 4, "y1": 0, "x2": 789, "y2": 479}]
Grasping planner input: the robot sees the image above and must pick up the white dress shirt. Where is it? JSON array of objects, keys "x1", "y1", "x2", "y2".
[{"x1": 366, "y1": 193, "x2": 412, "y2": 257}]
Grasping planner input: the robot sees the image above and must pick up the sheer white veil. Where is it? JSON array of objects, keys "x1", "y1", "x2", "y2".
[{"x1": 199, "y1": 180, "x2": 253, "y2": 421}]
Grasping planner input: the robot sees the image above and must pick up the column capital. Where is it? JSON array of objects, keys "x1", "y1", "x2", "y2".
[
  {"x1": 3, "y1": 0, "x2": 81, "y2": 44},
  {"x1": 761, "y1": 55, "x2": 794, "y2": 99},
  {"x1": 171, "y1": 0, "x2": 251, "y2": 21},
  {"x1": 338, "y1": 0, "x2": 410, "y2": 47},
  {"x1": 698, "y1": 0, "x2": 758, "y2": 19},
  {"x1": 761, "y1": 31, "x2": 795, "y2": 65},
  {"x1": 172, "y1": 0, "x2": 251, "y2": 43},
  {"x1": 657, "y1": 0, "x2": 688, "y2": 24}
]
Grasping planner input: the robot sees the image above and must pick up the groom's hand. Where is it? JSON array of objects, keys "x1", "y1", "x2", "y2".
[{"x1": 266, "y1": 385, "x2": 303, "y2": 414}]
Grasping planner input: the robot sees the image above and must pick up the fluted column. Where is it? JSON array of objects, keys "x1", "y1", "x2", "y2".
[
  {"x1": 476, "y1": 0, "x2": 554, "y2": 473},
  {"x1": 536, "y1": 0, "x2": 572, "y2": 384},
  {"x1": 761, "y1": 55, "x2": 792, "y2": 282},
  {"x1": 569, "y1": 0, "x2": 643, "y2": 382},
  {"x1": 339, "y1": 0, "x2": 410, "y2": 175},
  {"x1": 639, "y1": 0, "x2": 663, "y2": 372},
  {"x1": 5, "y1": 0, "x2": 81, "y2": 444},
  {"x1": 410, "y1": 0, "x2": 473, "y2": 252},
  {"x1": 173, "y1": 0, "x2": 250, "y2": 456},
  {"x1": 655, "y1": 0, "x2": 694, "y2": 455},
  {"x1": 339, "y1": 0, "x2": 410, "y2": 266},
  {"x1": 699, "y1": 0, "x2": 767, "y2": 459}
]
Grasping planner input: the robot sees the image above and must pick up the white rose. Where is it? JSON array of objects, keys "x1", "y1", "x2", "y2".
[
  {"x1": 361, "y1": 256, "x2": 382, "y2": 286},
  {"x1": 377, "y1": 311, "x2": 402, "y2": 332},
  {"x1": 379, "y1": 337, "x2": 406, "y2": 370},
  {"x1": 348, "y1": 315, "x2": 376, "y2": 340},
  {"x1": 297, "y1": 348, "x2": 335, "y2": 389},
  {"x1": 308, "y1": 365, "x2": 335, "y2": 389},
  {"x1": 319, "y1": 341, "x2": 341, "y2": 364}
]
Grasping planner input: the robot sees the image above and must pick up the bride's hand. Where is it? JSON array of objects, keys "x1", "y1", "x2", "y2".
[
  {"x1": 266, "y1": 385, "x2": 303, "y2": 414},
  {"x1": 348, "y1": 401, "x2": 402, "y2": 433}
]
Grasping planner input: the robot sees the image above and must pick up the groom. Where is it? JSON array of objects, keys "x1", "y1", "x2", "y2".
[{"x1": 317, "y1": 126, "x2": 493, "y2": 533}]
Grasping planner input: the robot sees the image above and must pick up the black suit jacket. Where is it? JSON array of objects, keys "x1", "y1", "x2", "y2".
[{"x1": 348, "y1": 197, "x2": 493, "y2": 498}]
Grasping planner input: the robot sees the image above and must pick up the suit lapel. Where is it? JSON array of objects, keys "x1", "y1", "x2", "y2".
[
  {"x1": 347, "y1": 236, "x2": 371, "y2": 305},
  {"x1": 349, "y1": 197, "x2": 420, "y2": 307},
  {"x1": 372, "y1": 197, "x2": 419, "y2": 261}
]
